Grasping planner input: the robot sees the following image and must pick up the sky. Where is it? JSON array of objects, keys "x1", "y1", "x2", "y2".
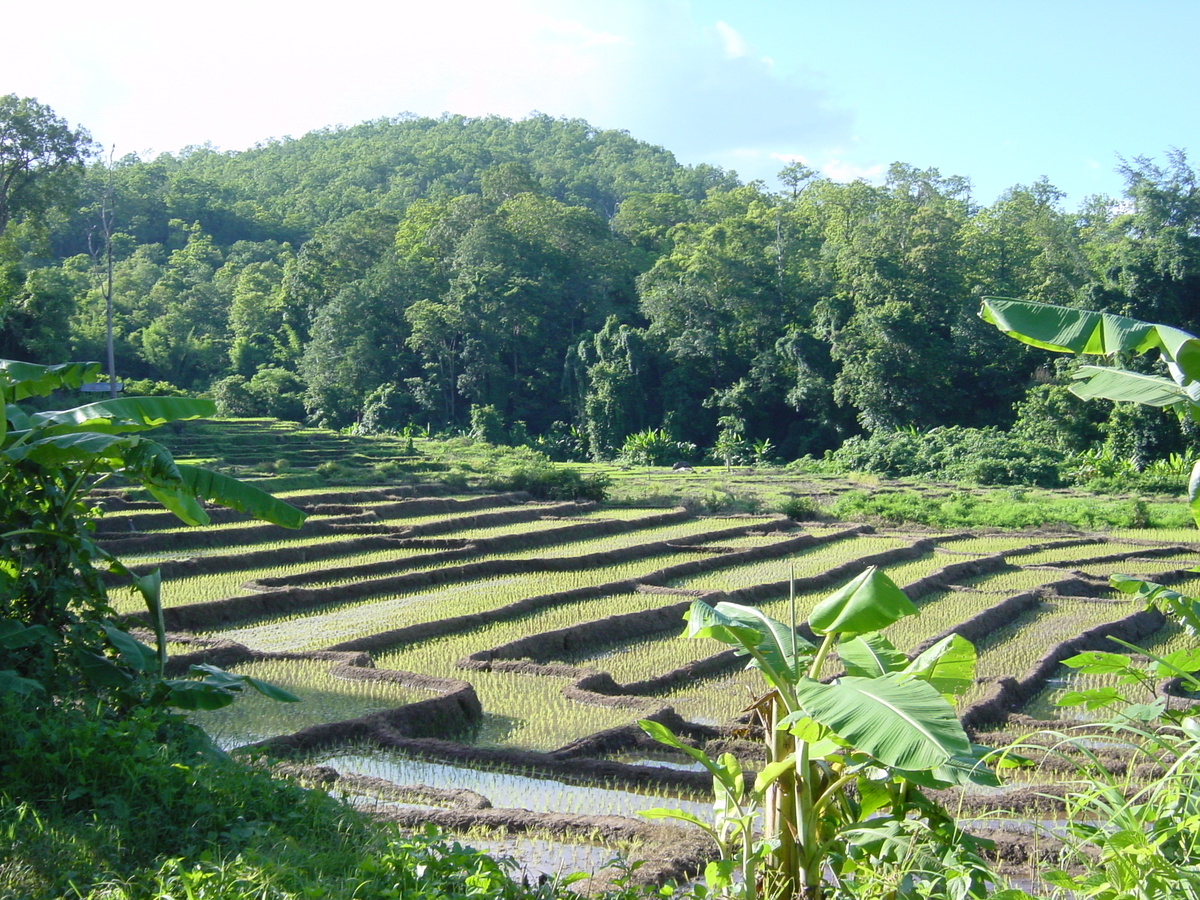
[{"x1": 5, "y1": 0, "x2": 1197, "y2": 208}]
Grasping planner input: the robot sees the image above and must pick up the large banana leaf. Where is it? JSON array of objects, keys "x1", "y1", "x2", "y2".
[
  {"x1": 1070, "y1": 366, "x2": 1200, "y2": 418},
  {"x1": 0, "y1": 360, "x2": 101, "y2": 400},
  {"x1": 30, "y1": 396, "x2": 217, "y2": 433},
  {"x1": 687, "y1": 599, "x2": 812, "y2": 691},
  {"x1": 902, "y1": 634, "x2": 976, "y2": 699},
  {"x1": 7, "y1": 430, "x2": 151, "y2": 468},
  {"x1": 174, "y1": 465, "x2": 306, "y2": 529},
  {"x1": 790, "y1": 673, "x2": 969, "y2": 771},
  {"x1": 979, "y1": 298, "x2": 1200, "y2": 380},
  {"x1": 5, "y1": 431, "x2": 304, "y2": 530},
  {"x1": 808, "y1": 566, "x2": 916, "y2": 636},
  {"x1": 838, "y1": 631, "x2": 907, "y2": 678}
]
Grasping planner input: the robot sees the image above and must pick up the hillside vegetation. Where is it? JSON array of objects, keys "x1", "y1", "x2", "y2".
[{"x1": 2, "y1": 98, "x2": 1199, "y2": 474}]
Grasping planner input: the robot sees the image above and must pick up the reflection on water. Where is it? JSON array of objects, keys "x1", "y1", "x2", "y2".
[{"x1": 313, "y1": 748, "x2": 710, "y2": 820}]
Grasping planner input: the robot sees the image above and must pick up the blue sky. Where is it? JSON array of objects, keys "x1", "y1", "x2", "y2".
[{"x1": 6, "y1": 0, "x2": 1196, "y2": 208}]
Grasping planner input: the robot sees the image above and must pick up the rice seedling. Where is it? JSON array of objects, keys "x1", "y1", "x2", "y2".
[
  {"x1": 553, "y1": 631, "x2": 711, "y2": 685},
  {"x1": 106, "y1": 545, "x2": 446, "y2": 614},
  {"x1": 1106, "y1": 527, "x2": 1200, "y2": 544},
  {"x1": 652, "y1": 669, "x2": 763, "y2": 727},
  {"x1": 1005, "y1": 542, "x2": 1166, "y2": 567},
  {"x1": 496, "y1": 518, "x2": 790, "y2": 560},
  {"x1": 211, "y1": 557, "x2": 685, "y2": 653},
  {"x1": 955, "y1": 597, "x2": 1140, "y2": 708},
  {"x1": 463, "y1": 670, "x2": 638, "y2": 750},
  {"x1": 314, "y1": 747, "x2": 708, "y2": 817},
  {"x1": 377, "y1": 591, "x2": 692, "y2": 674},
  {"x1": 935, "y1": 535, "x2": 1092, "y2": 556},
  {"x1": 669, "y1": 534, "x2": 912, "y2": 592},
  {"x1": 1022, "y1": 618, "x2": 1199, "y2": 721},
  {"x1": 190, "y1": 658, "x2": 438, "y2": 749},
  {"x1": 956, "y1": 567, "x2": 1075, "y2": 594}
]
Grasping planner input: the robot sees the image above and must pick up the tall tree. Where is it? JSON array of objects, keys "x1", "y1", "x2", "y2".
[{"x1": 0, "y1": 96, "x2": 91, "y2": 239}]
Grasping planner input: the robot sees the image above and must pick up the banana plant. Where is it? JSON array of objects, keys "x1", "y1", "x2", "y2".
[
  {"x1": 641, "y1": 567, "x2": 997, "y2": 900},
  {"x1": 2, "y1": 359, "x2": 305, "y2": 707},
  {"x1": 980, "y1": 297, "x2": 1200, "y2": 525}
]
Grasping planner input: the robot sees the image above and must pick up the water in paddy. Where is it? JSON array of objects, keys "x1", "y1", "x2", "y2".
[
  {"x1": 189, "y1": 659, "x2": 438, "y2": 750},
  {"x1": 314, "y1": 748, "x2": 710, "y2": 820}
]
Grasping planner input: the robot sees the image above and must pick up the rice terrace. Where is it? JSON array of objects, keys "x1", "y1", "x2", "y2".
[{"x1": 94, "y1": 417, "x2": 1200, "y2": 890}]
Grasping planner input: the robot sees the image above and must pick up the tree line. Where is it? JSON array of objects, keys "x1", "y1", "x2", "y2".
[{"x1": 2, "y1": 94, "x2": 1198, "y2": 467}]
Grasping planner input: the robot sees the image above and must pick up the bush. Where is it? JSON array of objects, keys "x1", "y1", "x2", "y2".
[
  {"x1": 618, "y1": 428, "x2": 698, "y2": 466},
  {"x1": 487, "y1": 463, "x2": 610, "y2": 502},
  {"x1": 821, "y1": 426, "x2": 1065, "y2": 488},
  {"x1": 779, "y1": 496, "x2": 822, "y2": 521}
]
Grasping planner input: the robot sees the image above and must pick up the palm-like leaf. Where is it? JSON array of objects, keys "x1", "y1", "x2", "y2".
[
  {"x1": 30, "y1": 397, "x2": 216, "y2": 434},
  {"x1": 792, "y1": 673, "x2": 969, "y2": 771},
  {"x1": 176, "y1": 465, "x2": 305, "y2": 529},
  {"x1": 979, "y1": 298, "x2": 1200, "y2": 380},
  {"x1": 809, "y1": 566, "x2": 916, "y2": 636},
  {"x1": 1071, "y1": 367, "x2": 1200, "y2": 417},
  {"x1": 0, "y1": 360, "x2": 101, "y2": 400},
  {"x1": 687, "y1": 599, "x2": 812, "y2": 691}
]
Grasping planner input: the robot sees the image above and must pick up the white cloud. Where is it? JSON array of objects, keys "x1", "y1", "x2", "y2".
[
  {"x1": 820, "y1": 160, "x2": 888, "y2": 183},
  {"x1": 713, "y1": 21, "x2": 749, "y2": 58},
  {"x1": 2, "y1": 0, "x2": 856, "y2": 184}
]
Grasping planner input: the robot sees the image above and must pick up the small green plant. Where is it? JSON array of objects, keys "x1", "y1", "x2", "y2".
[
  {"x1": 711, "y1": 415, "x2": 751, "y2": 470},
  {"x1": 1, "y1": 358, "x2": 305, "y2": 710},
  {"x1": 779, "y1": 496, "x2": 821, "y2": 521},
  {"x1": 640, "y1": 567, "x2": 998, "y2": 900},
  {"x1": 619, "y1": 427, "x2": 698, "y2": 467}
]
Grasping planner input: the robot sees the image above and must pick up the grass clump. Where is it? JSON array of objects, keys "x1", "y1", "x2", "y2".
[
  {"x1": 0, "y1": 695, "x2": 601, "y2": 899},
  {"x1": 829, "y1": 488, "x2": 1191, "y2": 530}
]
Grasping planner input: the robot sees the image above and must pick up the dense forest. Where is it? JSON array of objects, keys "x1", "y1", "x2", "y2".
[{"x1": 3, "y1": 94, "x2": 1199, "y2": 469}]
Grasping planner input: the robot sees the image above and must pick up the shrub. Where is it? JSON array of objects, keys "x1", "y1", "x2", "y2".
[
  {"x1": 486, "y1": 463, "x2": 610, "y2": 502},
  {"x1": 618, "y1": 428, "x2": 697, "y2": 466},
  {"x1": 821, "y1": 426, "x2": 1065, "y2": 488},
  {"x1": 779, "y1": 496, "x2": 822, "y2": 521},
  {"x1": 468, "y1": 404, "x2": 508, "y2": 445}
]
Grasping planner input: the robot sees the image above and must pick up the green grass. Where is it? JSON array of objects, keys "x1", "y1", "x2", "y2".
[
  {"x1": 190, "y1": 658, "x2": 440, "y2": 749},
  {"x1": 2, "y1": 697, "x2": 582, "y2": 900}
]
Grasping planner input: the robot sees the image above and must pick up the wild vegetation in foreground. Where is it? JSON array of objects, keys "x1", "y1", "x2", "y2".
[{"x1": 6, "y1": 309, "x2": 1200, "y2": 899}]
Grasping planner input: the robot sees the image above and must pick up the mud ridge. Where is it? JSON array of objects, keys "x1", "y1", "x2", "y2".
[
  {"x1": 98, "y1": 512, "x2": 393, "y2": 556},
  {"x1": 252, "y1": 512, "x2": 768, "y2": 591},
  {"x1": 912, "y1": 591, "x2": 1042, "y2": 656},
  {"x1": 162, "y1": 642, "x2": 483, "y2": 739},
  {"x1": 393, "y1": 501, "x2": 592, "y2": 537},
  {"x1": 961, "y1": 604, "x2": 1166, "y2": 731},
  {"x1": 98, "y1": 492, "x2": 537, "y2": 556},
  {"x1": 105, "y1": 534, "x2": 419, "y2": 586}
]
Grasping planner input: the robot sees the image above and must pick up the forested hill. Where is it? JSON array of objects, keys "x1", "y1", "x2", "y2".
[{"x1": 2, "y1": 100, "x2": 1199, "y2": 466}]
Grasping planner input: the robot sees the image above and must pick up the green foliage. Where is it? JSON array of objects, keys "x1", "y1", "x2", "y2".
[
  {"x1": 1010, "y1": 574, "x2": 1200, "y2": 900},
  {"x1": 618, "y1": 428, "x2": 698, "y2": 467},
  {"x1": 821, "y1": 425, "x2": 1065, "y2": 487},
  {"x1": 485, "y1": 461, "x2": 610, "y2": 503},
  {"x1": 469, "y1": 403, "x2": 509, "y2": 445},
  {"x1": 1, "y1": 358, "x2": 304, "y2": 708},
  {"x1": 0, "y1": 694, "x2": 598, "y2": 900},
  {"x1": 642, "y1": 568, "x2": 996, "y2": 900},
  {"x1": 828, "y1": 487, "x2": 1185, "y2": 530},
  {"x1": 982, "y1": 298, "x2": 1200, "y2": 524},
  {"x1": 778, "y1": 495, "x2": 822, "y2": 521}
]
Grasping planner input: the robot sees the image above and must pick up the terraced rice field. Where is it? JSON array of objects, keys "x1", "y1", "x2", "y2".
[{"x1": 99, "y1": 477, "x2": 1200, "y2": 878}]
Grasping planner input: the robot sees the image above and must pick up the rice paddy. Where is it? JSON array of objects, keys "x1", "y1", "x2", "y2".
[{"x1": 104, "y1": 472, "x2": 1200, "y2": 845}]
